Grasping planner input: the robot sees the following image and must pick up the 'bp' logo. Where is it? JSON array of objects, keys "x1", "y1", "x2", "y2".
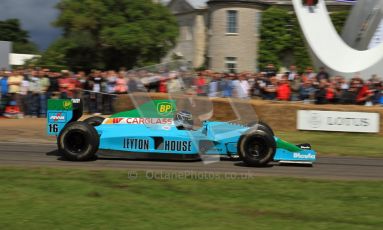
[
  {"x1": 63, "y1": 101, "x2": 72, "y2": 110},
  {"x1": 157, "y1": 102, "x2": 174, "y2": 116}
]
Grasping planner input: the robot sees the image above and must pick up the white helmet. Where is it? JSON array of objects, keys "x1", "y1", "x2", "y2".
[{"x1": 174, "y1": 110, "x2": 193, "y2": 130}]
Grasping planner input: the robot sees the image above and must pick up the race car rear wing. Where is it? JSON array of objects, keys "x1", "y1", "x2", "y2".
[{"x1": 47, "y1": 99, "x2": 83, "y2": 136}]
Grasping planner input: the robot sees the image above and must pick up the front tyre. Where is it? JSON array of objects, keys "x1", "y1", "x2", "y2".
[
  {"x1": 237, "y1": 129, "x2": 276, "y2": 167},
  {"x1": 247, "y1": 121, "x2": 275, "y2": 136},
  {"x1": 58, "y1": 122, "x2": 99, "y2": 161}
]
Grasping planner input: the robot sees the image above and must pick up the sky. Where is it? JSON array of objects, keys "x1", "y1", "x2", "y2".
[
  {"x1": 0, "y1": 0, "x2": 201, "y2": 51},
  {"x1": 0, "y1": 0, "x2": 61, "y2": 51}
]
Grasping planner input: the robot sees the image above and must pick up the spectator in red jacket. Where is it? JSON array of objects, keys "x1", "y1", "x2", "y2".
[
  {"x1": 158, "y1": 77, "x2": 167, "y2": 93},
  {"x1": 356, "y1": 79, "x2": 373, "y2": 105},
  {"x1": 195, "y1": 72, "x2": 207, "y2": 96},
  {"x1": 326, "y1": 82, "x2": 335, "y2": 102},
  {"x1": 277, "y1": 75, "x2": 291, "y2": 101}
]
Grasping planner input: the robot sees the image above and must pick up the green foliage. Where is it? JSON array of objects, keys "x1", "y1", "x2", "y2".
[
  {"x1": 0, "y1": 19, "x2": 39, "y2": 54},
  {"x1": 330, "y1": 11, "x2": 349, "y2": 34},
  {"x1": 39, "y1": 0, "x2": 179, "y2": 71},
  {"x1": 258, "y1": 7, "x2": 349, "y2": 72},
  {"x1": 37, "y1": 38, "x2": 73, "y2": 68},
  {"x1": 258, "y1": 7, "x2": 311, "y2": 72}
]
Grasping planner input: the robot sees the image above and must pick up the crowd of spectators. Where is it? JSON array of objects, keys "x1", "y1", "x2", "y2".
[{"x1": 0, "y1": 64, "x2": 382, "y2": 118}]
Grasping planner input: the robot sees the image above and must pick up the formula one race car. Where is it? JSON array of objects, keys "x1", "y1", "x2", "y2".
[{"x1": 47, "y1": 99, "x2": 316, "y2": 166}]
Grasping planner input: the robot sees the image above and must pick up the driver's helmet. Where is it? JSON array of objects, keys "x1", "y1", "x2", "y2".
[{"x1": 174, "y1": 110, "x2": 194, "y2": 130}]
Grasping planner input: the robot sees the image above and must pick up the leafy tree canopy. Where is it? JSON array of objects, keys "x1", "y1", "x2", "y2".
[
  {"x1": 40, "y1": 0, "x2": 179, "y2": 71},
  {"x1": 0, "y1": 19, "x2": 39, "y2": 54},
  {"x1": 258, "y1": 7, "x2": 311, "y2": 72},
  {"x1": 258, "y1": 7, "x2": 349, "y2": 73},
  {"x1": 330, "y1": 11, "x2": 349, "y2": 34}
]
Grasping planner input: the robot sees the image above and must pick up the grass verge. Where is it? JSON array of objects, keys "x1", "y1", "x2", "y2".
[
  {"x1": 276, "y1": 131, "x2": 383, "y2": 157},
  {"x1": 0, "y1": 167, "x2": 382, "y2": 230}
]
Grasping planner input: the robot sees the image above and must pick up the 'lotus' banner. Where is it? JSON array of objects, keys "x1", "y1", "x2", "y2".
[{"x1": 297, "y1": 110, "x2": 380, "y2": 133}]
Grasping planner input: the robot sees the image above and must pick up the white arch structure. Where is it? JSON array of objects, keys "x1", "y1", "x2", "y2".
[{"x1": 292, "y1": 0, "x2": 383, "y2": 77}]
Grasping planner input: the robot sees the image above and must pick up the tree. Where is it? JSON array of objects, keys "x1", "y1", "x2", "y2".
[
  {"x1": 258, "y1": 7, "x2": 294, "y2": 71},
  {"x1": 330, "y1": 11, "x2": 349, "y2": 34},
  {"x1": 0, "y1": 19, "x2": 39, "y2": 54},
  {"x1": 258, "y1": 7, "x2": 349, "y2": 72},
  {"x1": 40, "y1": 0, "x2": 179, "y2": 71},
  {"x1": 258, "y1": 7, "x2": 312, "y2": 72}
]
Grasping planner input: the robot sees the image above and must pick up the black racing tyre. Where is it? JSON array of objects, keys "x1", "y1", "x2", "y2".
[
  {"x1": 237, "y1": 128, "x2": 276, "y2": 167},
  {"x1": 83, "y1": 116, "x2": 105, "y2": 126},
  {"x1": 247, "y1": 121, "x2": 275, "y2": 136},
  {"x1": 58, "y1": 121, "x2": 99, "y2": 161}
]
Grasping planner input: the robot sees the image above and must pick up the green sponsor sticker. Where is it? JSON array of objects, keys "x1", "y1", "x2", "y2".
[
  {"x1": 48, "y1": 99, "x2": 73, "y2": 110},
  {"x1": 157, "y1": 101, "x2": 174, "y2": 116}
]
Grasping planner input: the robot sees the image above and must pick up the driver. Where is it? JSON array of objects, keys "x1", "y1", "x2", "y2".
[{"x1": 174, "y1": 110, "x2": 194, "y2": 130}]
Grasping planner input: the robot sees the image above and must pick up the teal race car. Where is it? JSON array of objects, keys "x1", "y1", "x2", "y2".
[{"x1": 47, "y1": 99, "x2": 316, "y2": 166}]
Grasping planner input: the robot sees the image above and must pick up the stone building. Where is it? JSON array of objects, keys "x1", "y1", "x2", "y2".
[
  {"x1": 165, "y1": 0, "x2": 351, "y2": 72},
  {"x1": 164, "y1": 0, "x2": 208, "y2": 68}
]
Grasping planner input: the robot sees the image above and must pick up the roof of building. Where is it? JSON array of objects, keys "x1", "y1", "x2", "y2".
[
  {"x1": 187, "y1": 0, "x2": 209, "y2": 9},
  {"x1": 166, "y1": 0, "x2": 352, "y2": 13},
  {"x1": 166, "y1": 0, "x2": 208, "y2": 10}
]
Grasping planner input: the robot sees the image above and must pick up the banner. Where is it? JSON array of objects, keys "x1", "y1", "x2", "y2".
[{"x1": 297, "y1": 110, "x2": 380, "y2": 133}]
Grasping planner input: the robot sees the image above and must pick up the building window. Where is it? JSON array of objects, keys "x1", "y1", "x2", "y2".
[
  {"x1": 180, "y1": 26, "x2": 192, "y2": 41},
  {"x1": 225, "y1": 57, "x2": 237, "y2": 73},
  {"x1": 255, "y1": 11, "x2": 262, "y2": 35},
  {"x1": 227, "y1": 10, "x2": 238, "y2": 34}
]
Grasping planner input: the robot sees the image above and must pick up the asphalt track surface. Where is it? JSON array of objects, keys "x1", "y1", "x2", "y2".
[{"x1": 1, "y1": 142, "x2": 383, "y2": 180}]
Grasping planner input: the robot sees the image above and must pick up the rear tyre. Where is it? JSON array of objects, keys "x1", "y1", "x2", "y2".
[
  {"x1": 83, "y1": 116, "x2": 105, "y2": 126},
  {"x1": 58, "y1": 122, "x2": 99, "y2": 161},
  {"x1": 237, "y1": 128, "x2": 276, "y2": 167},
  {"x1": 247, "y1": 121, "x2": 275, "y2": 136}
]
